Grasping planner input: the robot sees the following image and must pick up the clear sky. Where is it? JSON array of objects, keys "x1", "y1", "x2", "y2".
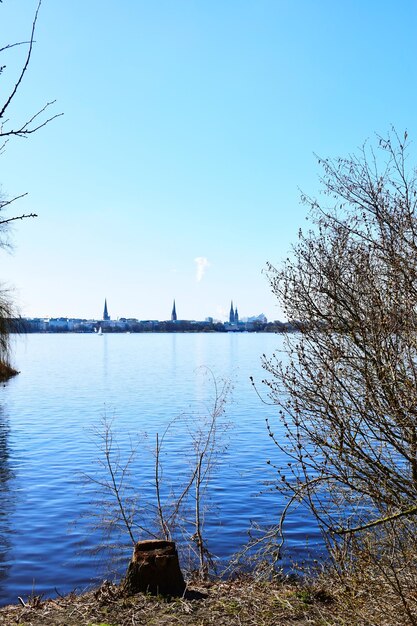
[{"x1": 1, "y1": 0, "x2": 416, "y2": 322}]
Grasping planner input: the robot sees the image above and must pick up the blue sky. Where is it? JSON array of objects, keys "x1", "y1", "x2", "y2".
[{"x1": 1, "y1": 0, "x2": 416, "y2": 321}]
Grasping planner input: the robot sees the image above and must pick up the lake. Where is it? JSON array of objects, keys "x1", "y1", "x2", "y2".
[{"x1": 0, "y1": 332, "x2": 321, "y2": 606}]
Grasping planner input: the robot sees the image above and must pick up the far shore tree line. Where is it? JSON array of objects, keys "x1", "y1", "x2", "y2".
[{"x1": 15, "y1": 317, "x2": 295, "y2": 334}]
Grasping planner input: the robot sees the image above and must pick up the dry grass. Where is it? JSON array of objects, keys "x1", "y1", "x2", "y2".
[
  {"x1": 1, "y1": 566, "x2": 416, "y2": 626},
  {"x1": 0, "y1": 577, "x2": 338, "y2": 626}
]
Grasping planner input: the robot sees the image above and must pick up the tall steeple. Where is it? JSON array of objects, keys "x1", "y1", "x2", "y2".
[
  {"x1": 103, "y1": 298, "x2": 110, "y2": 321},
  {"x1": 229, "y1": 300, "x2": 235, "y2": 324},
  {"x1": 171, "y1": 299, "x2": 177, "y2": 321},
  {"x1": 234, "y1": 307, "x2": 239, "y2": 324}
]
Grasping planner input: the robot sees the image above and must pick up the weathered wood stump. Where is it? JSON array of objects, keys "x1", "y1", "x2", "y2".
[{"x1": 122, "y1": 540, "x2": 186, "y2": 597}]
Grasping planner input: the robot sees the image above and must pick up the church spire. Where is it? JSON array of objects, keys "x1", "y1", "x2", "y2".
[
  {"x1": 103, "y1": 298, "x2": 110, "y2": 321},
  {"x1": 229, "y1": 300, "x2": 235, "y2": 324},
  {"x1": 171, "y1": 299, "x2": 177, "y2": 321}
]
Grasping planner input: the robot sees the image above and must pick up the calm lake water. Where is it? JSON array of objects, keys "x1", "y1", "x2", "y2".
[{"x1": 0, "y1": 332, "x2": 321, "y2": 606}]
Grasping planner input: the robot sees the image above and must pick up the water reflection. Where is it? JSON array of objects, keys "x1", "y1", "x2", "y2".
[
  {"x1": 102, "y1": 333, "x2": 109, "y2": 383},
  {"x1": 0, "y1": 404, "x2": 14, "y2": 591},
  {"x1": 171, "y1": 333, "x2": 177, "y2": 375}
]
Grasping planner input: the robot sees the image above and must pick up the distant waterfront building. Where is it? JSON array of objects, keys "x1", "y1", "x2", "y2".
[
  {"x1": 171, "y1": 299, "x2": 177, "y2": 321},
  {"x1": 245, "y1": 313, "x2": 267, "y2": 324},
  {"x1": 48, "y1": 317, "x2": 69, "y2": 331},
  {"x1": 103, "y1": 298, "x2": 110, "y2": 321},
  {"x1": 234, "y1": 307, "x2": 239, "y2": 324}
]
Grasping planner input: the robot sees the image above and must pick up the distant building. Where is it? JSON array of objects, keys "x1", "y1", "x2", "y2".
[
  {"x1": 48, "y1": 317, "x2": 69, "y2": 331},
  {"x1": 245, "y1": 313, "x2": 267, "y2": 324},
  {"x1": 103, "y1": 298, "x2": 110, "y2": 321},
  {"x1": 171, "y1": 299, "x2": 177, "y2": 321},
  {"x1": 229, "y1": 301, "x2": 240, "y2": 325},
  {"x1": 229, "y1": 300, "x2": 235, "y2": 324}
]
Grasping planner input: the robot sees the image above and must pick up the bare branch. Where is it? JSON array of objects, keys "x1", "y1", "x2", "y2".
[
  {"x1": 0, "y1": 192, "x2": 29, "y2": 210},
  {"x1": 0, "y1": 41, "x2": 32, "y2": 54},
  {"x1": 333, "y1": 504, "x2": 417, "y2": 535},
  {"x1": 0, "y1": 213, "x2": 37, "y2": 226},
  {"x1": 0, "y1": 102, "x2": 63, "y2": 138},
  {"x1": 0, "y1": 0, "x2": 42, "y2": 120}
]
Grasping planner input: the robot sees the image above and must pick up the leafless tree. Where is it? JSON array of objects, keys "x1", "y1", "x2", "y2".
[
  {"x1": 263, "y1": 130, "x2": 417, "y2": 618},
  {"x1": 0, "y1": 0, "x2": 62, "y2": 378},
  {"x1": 1, "y1": 0, "x2": 61, "y2": 226}
]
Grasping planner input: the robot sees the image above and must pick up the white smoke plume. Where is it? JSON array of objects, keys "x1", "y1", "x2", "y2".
[{"x1": 194, "y1": 256, "x2": 210, "y2": 282}]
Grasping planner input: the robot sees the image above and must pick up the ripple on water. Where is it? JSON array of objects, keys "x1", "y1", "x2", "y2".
[{"x1": 0, "y1": 333, "x2": 320, "y2": 605}]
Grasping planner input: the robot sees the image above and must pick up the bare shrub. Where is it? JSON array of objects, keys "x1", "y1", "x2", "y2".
[
  {"x1": 86, "y1": 368, "x2": 232, "y2": 580},
  {"x1": 263, "y1": 130, "x2": 417, "y2": 621},
  {"x1": 0, "y1": 286, "x2": 17, "y2": 380}
]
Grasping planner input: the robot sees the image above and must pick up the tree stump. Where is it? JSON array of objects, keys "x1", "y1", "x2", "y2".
[{"x1": 122, "y1": 540, "x2": 186, "y2": 597}]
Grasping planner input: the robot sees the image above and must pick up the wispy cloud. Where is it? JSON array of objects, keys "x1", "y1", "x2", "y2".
[{"x1": 194, "y1": 257, "x2": 210, "y2": 282}]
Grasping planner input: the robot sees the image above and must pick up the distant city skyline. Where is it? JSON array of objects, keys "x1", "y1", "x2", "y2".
[
  {"x1": 10, "y1": 292, "x2": 277, "y2": 324},
  {"x1": 19, "y1": 309, "x2": 278, "y2": 333},
  {"x1": 24, "y1": 298, "x2": 269, "y2": 324},
  {"x1": 1, "y1": 1, "x2": 416, "y2": 322}
]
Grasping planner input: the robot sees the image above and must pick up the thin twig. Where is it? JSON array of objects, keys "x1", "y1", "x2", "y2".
[{"x1": 0, "y1": 212, "x2": 37, "y2": 225}]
